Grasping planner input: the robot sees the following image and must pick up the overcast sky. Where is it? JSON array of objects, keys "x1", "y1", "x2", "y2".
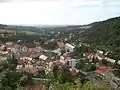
[{"x1": 0, "y1": 0, "x2": 120, "y2": 25}]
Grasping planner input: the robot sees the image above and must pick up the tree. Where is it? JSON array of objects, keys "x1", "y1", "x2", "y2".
[
  {"x1": 34, "y1": 70, "x2": 46, "y2": 78},
  {"x1": 51, "y1": 66, "x2": 75, "y2": 84},
  {"x1": 0, "y1": 59, "x2": 34, "y2": 90}
]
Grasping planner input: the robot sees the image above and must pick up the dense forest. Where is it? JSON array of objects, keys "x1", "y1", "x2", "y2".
[{"x1": 80, "y1": 17, "x2": 120, "y2": 60}]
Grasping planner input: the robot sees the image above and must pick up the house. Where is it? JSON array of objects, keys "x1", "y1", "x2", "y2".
[
  {"x1": 5, "y1": 42, "x2": 13, "y2": 46},
  {"x1": 1, "y1": 51, "x2": 8, "y2": 55},
  {"x1": 16, "y1": 65, "x2": 23, "y2": 70},
  {"x1": 20, "y1": 57, "x2": 32, "y2": 61},
  {"x1": 12, "y1": 51, "x2": 21, "y2": 60},
  {"x1": 83, "y1": 52, "x2": 94, "y2": 60},
  {"x1": 88, "y1": 53, "x2": 94, "y2": 60},
  {"x1": 57, "y1": 41, "x2": 65, "y2": 49},
  {"x1": 22, "y1": 46, "x2": 28, "y2": 52},
  {"x1": 28, "y1": 48, "x2": 34, "y2": 53},
  {"x1": 66, "y1": 59, "x2": 77, "y2": 68},
  {"x1": 64, "y1": 38, "x2": 68, "y2": 41},
  {"x1": 117, "y1": 61, "x2": 120, "y2": 65},
  {"x1": 60, "y1": 56, "x2": 66, "y2": 64},
  {"x1": 65, "y1": 43, "x2": 75, "y2": 52},
  {"x1": 60, "y1": 56, "x2": 65, "y2": 61},
  {"x1": 0, "y1": 56, "x2": 8, "y2": 61},
  {"x1": 0, "y1": 34, "x2": 4, "y2": 37},
  {"x1": 51, "y1": 48, "x2": 61, "y2": 55},
  {"x1": 83, "y1": 52, "x2": 105, "y2": 61},
  {"x1": 95, "y1": 53, "x2": 105, "y2": 61},
  {"x1": 0, "y1": 45, "x2": 7, "y2": 51},
  {"x1": 105, "y1": 57, "x2": 116, "y2": 64},
  {"x1": 33, "y1": 46, "x2": 42, "y2": 53},
  {"x1": 39, "y1": 55, "x2": 48, "y2": 61},
  {"x1": 95, "y1": 66, "x2": 112, "y2": 74},
  {"x1": 29, "y1": 68, "x2": 38, "y2": 74},
  {"x1": 23, "y1": 67, "x2": 38, "y2": 74},
  {"x1": 0, "y1": 29, "x2": 16, "y2": 37},
  {"x1": 97, "y1": 50, "x2": 104, "y2": 54},
  {"x1": 58, "y1": 32, "x2": 60, "y2": 34},
  {"x1": 69, "y1": 67, "x2": 79, "y2": 76},
  {"x1": 30, "y1": 53, "x2": 41, "y2": 59},
  {"x1": 14, "y1": 44, "x2": 21, "y2": 49},
  {"x1": 95, "y1": 62, "x2": 112, "y2": 74}
]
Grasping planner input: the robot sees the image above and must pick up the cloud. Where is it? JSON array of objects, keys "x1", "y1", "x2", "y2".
[
  {"x1": 0, "y1": 0, "x2": 12, "y2": 2},
  {"x1": 0, "y1": 0, "x2": 120, "y2": 25}
]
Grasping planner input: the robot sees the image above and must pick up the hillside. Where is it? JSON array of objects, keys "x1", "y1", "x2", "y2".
[
  {"x1": 80, "y1": 16, "x2": 120, "y2": 60},
  {"x1": 0, "y1": 24, "x2": 90, "y2": 33}
]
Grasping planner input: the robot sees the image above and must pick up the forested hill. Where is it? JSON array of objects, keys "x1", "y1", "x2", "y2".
[
  {"x1": 0, "y1": 24, "x2": 7, "y2": 29},
  {"x1": 81, "y1": 16, "x2": 120, "y2": 59}
]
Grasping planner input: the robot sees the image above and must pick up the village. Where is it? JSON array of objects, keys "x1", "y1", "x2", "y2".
[
  {"x1": 0, "y1": 34, "x2": 120, "y2": 89},
  {"x1": 0, "y1": 27, "x2": 120, "y2": 90}
]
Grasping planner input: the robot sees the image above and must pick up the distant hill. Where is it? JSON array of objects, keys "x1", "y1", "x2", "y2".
[
  {"x1": 0, "y1": 24, "x2": 7, "y2": 29},
  {"x1": 80, "y1": 16, "x2": 120, "y2": 60},
  {"x1": 0, "y1": 23, "x2": 91, "y2": 33},
  {"x1": 41, "y1": 25, "x2": 91, "y2": 32}
]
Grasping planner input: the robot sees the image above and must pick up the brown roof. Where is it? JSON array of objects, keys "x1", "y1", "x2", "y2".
[
  {"x1": 23, "y1": 68, "x2": 38, "y2": 74},
  {"x1": 96, "y1": 66, "x2": 112, "y2": 74},
  {"x1": 0, "y1": 29, "x2": 16, "y2": 33},
  {"x1": 69, "y1": 68, "x2": 79, "y2": 76},
  {"x1": 24, "y1": 84, "x2": 43, "y2": 90},
  {"x1": 30, "y1": 53, "x2": 41, "y2": 58},
  {"x1": 28, "y1": 48, "x2": 34, "y2": 53},
  {"x1": 30, "y1": 68, "x2": 38, "y2": 74},
  {"x1": 53, "y1": 60, "x2": 64, "y2": 66}
]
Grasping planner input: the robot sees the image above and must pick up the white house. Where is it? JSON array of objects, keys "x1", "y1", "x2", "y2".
[
  {"x1": 16, "y1": 65, "x2": 23, "y2": 70},
  {"x1": 67, "y1": 59, "x2": 77, "y2": 67},
  {"x1": 105, "y1": 57, "x2": 116, "y2": 64},
  {"x1": 97, "y1": 50, "x2": 104, "y2": 54},
  {"x1": 39, "y1": 55, "x2": 48, "y2": 61},
  {"x1": 117, "y1": 61, "x2": 120, "y2": 65},
  {"x1": 5, "y1": 42, "x2": 13, "y2": 46},
  {"x1": 51, "y1": 48, "x2": 61, "y2": 55},
  {"x1": 25, "y1": 65, "x2": 33, "y2": 68},
  {"x1": 60, "y1": 56, "x2": 65, "y2": 61},
  {"x1": 65, "y1": 43, "x2": 75, "y2": 52}
]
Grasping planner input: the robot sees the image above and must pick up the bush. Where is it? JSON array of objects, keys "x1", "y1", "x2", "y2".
[{"x1": 51, "y1": 81, "x2": 108, "y2": 90}]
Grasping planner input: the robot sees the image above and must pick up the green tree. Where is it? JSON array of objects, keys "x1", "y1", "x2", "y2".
[{"x1": 51, "y1": 66, "x2": 75, "y2": 84}]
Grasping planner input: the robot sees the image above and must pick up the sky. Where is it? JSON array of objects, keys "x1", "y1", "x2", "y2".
[{"x1": 0, "y1": 0, "x2": 120, "y2": 25}]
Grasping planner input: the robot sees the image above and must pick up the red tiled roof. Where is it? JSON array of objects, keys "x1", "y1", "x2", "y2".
[
  {"x1": 24, "y1": 68, "x2": 38, "y2": 74},
  {"x1": 95, "y1": 66, "x2": 112, "y2": 74},
  {"x1": 29, "y1": 68, "x2": 38, "y2": 74},
  {"x1": 83, "y1": 52, "x2": 95, "y2": 60}
]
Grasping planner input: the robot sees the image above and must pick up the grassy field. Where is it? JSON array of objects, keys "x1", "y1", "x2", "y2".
[
  {"x1": 0, "y1": 29, "x2": 40, "y2": 35},
  {"x1": 18, "y1": 30, "x2": 38, "y2": 35}
]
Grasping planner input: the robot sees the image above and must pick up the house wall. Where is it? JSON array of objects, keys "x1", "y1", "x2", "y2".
[
  {"x1": 65, "y1": 43, "x2": 75, "y2": 52},
  {"x1": 68, "y1": 59, "x2": 77, "y2": 67}
]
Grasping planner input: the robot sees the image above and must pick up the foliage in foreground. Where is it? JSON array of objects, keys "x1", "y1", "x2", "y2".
[
  {"x1": 0, "y1": 59, "x2": 33, "y2": 90},
  {"x1": 44, "y1": 66, "x2": 108, "y2": 90},
  {"x1": 51, "y1": 82, "x2": 108, "y2": 90}
]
